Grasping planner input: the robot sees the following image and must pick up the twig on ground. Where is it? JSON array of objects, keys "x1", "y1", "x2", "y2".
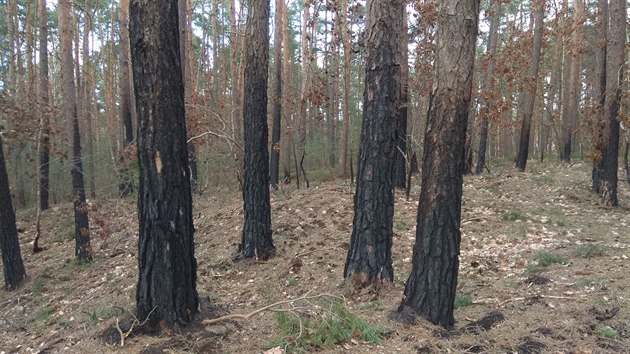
[
  {"x1": 116, "y1": 307, "x2": 156, "y2": 347},
  {"x1": 499, "y1": 295, "x2": 587, "y2": 306}
]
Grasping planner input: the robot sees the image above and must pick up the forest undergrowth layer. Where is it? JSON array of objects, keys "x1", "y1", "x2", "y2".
[{"x1": 1, "y1": 160, "x2": 629, "y2": 353}]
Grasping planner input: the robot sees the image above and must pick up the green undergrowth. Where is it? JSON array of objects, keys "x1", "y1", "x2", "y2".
[{"x1": 268, "y1": 298, "x2": 384, "y2": 353}]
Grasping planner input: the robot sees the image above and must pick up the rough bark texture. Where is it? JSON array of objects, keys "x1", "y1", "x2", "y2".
[
  {"x1": 599, "y1": 0, "x2": 625, "y2": 206},
  {"x1": 241, "y1": 0, "x2": 274, "y2": 260},
  {"x1": 38, "y1": 0, "x2": 51, "y2": 211},
  {"x1": 270, "y1": 0, "x2": 283, "y2": 189},
  {"x1": 0, "y1": 136, "x2": 26, "y2": 290},
  {"x1": 230, "y1": 0, "x2": 245, "y2": 184},
  {"x1": 59, "y1": 0, "x2": 91, "y2": 262},
  {"x1": 338, "y1": 0, "x2": 352, "y2": 178},
  {"x1": 475, "y1": 1, "x2": 500, "y2": 175},
  {"x1": 120, "y1": 0, "x2": 134, "y2": 146},
  {"x1": 281, "y1": 0, "x2": 293, "y2": 183},
  {"x1": 343, "y1": 0, "x2": 403, "y2": 287},
  {"x1": 591, "y1": 0, "x2": 608, "y2": 193},
  {"x1": 401, "y1": 0, "x2": 479, "y2": 328},
  {"x1": 394, "y1": 7, "x2": 409, "y2": 189},
  {"x1": 515, "y1": 0, "x2": 544, "y2": 172},
  {"x1": 297, "y1": 0, "x2": 311, "y2": 187},
  {"x1": 130, "y1": 0, "x2": 199, "y2": 326}
]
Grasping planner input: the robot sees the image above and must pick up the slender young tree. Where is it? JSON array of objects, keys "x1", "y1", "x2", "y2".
[
  {"x1": 592, "y1": 0, "x2": 608, "y2": 193},
  {"x1": 338, "y1": 0, "x2": 352, "y2": 178},
  {"x1": 400, "y1": 0, "x2": 480, "y2": 328},
  {"x1": 130, "y1": 0, "x2": 199, "y2": 325},
  {"x1": 599, "y1": 0, "x2": 625, "y2": 206},
  {"x1": 343, "y1": 0, "x2": 403, "y2": 287},
  {"x1": 0, "y1": 135, "x2": 26, "y2": 291},
  {"x1": 240, "y1": 0, "x2": 274, "y2": 259},
  {"x1": 269, "y1": 0, "x2": 283, "y2": 189},
  {"x1": 38, "y1": 0, "x2": 50, "y2": 211},
  {"x1": 475, "y1": 1, "x2": 501, "y2": 174},
  {"x1": 59, "y1": 0, "x2": 91, "y2": 261},
  {"x1": 515, "y1": 0, "x2": 544, "y2": 172}
]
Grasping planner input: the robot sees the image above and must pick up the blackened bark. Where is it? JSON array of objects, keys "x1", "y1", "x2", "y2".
[
  {"x1": 401, "y1": 0, "x2": 479, "y2": 328},
  {"x1": 130, "y1": 0, "x2": 199, "y2": 326},
  {"x1": 592, "y1": 0, "x2": 607, "y2": 193},
  {"x1": 59, "y1": 0, "x2": 91, "y2": 261},
  {"x1": 38, "y1": 0, "x2": 50, "y2": 211},
  {"x1": 599, "y1": 0, "x2": 625, "y2": 207},
  {"x1": 475, "y1": 1, "x2": 500, "y2": 175},
  {"x1": 515, "y1": 0, "x2": 544, "y2": 172},
  {"x1": 624, "y1": 142, "x2": 630, "y2": 186},
  {"x1": 269, "y1": 0, "x2": 283, "y2": 189},
  {"x1": 0, "y1": 136, "x2": 26, "y2": 290},
  {"x1": 241, "y1": 0, "x2": 274, "y2": 260},
  {"x1": 343, "y1": 0, "x2": 402, "y2": 287},
  {"x1": 394, "y1": 7, "x2": 409, "y2": 189}
]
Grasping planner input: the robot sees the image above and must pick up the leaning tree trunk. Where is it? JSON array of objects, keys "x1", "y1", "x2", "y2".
[
  {"x1": 59, "y1": 0, "x2": 91, "y2": 262},
  {"x1": 591, "y1": 0, "x2": 608, "y2": 193},
  {"x1": 240, "y1": 0, "x2": 275, "y2": 260},
  {"x1": 599, "y1": 0, "x2": 625, "y2": 207},
  {"x1": 130, "y1": 0, "x2": 199, "y2": 326},
  {"x1": 343, "y1": 0, "x2": 403, "y2": 288},
  {"x1": 269, "y1": 0, "x2": 283, "y2": 189},
  {"x1": 401, "y1": 0, "x2": 479, "y2": 329},
  {"x1": 0, "y1": 135, "x2": 26, "y2": 290},
  {"x1": 515, "y1": 0, "x2": 544, "y2": 172},
  {"x1": 475, "y1": 1, "x2": 500, "y2": 175}
]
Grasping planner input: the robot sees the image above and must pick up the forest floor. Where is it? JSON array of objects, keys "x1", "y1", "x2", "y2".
[{"x1": 1, "y1": 160, "x2": 630, "y2": 353}]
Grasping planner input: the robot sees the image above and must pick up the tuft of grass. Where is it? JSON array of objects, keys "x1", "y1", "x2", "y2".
[
  {"x1": 31, "y1": 277, "x2": 46, "y2": 296},
  {"x1": 35, "y1": 307, "x2": 54, "y2": 326},
  {"x1": 594, "y1": 326, "x2": 619, "y2": 339},
  {"x1": 531, "y1": 175, "x2": 555, "y2": 185},
  {"x1": 573, "y1": 277, "x2": 596, "y2": 289},
  {"x1": 454, "y1": 293, "x2": 473, "y2": 309},
  {"x1": 268, "y1": 299, "x2": 384, "y2": 352},
  {"x1": 287, "y1": 277, "x2": 298, "y2": 287},
  {"x1": 575, "y1": 244, "x2": 605, "y2": 258},
  {"x1": 83, "y1": 306, "x2": 124, "y2": 325},
  {"x1": 502, "y1": 210, "x2": 527, "y2": 221},
  {"x1": 394, "y1": 219, "x2": 408, "y2": 231},
  {"x1": 536, "y1": 251, "x2": 567, "y2": 267}
]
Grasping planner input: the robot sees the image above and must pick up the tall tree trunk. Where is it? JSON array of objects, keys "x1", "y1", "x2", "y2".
[
  {"x1": 269, "y1": 0, "x2": 283, "y2": 189},
  {"x1": 130, "y1": 0, "x2": 199, "y2": 327},
  {"x1": 297, "y1": 0, "x2": 312, "y2": 187},
  {"x1": 281, "y1": 0, "x2": 293, "y2": 183},
  {"x1": 82, "y1": 9, "x2": 96, "y2": 199},
  {"x1": 38, "y1": 0, "x2": 51, "y2": 211},
  {"x1": 394, "y1": 7, "x2": 409, "y2": 188},
  {"x1": 599, "y1": 0, "x2": 625, "y2": 206},
  {"x1": 515, "y1": 0, "x2": 544, "y2": 172},
  {"x1": 7, "y1": 0, "x2": 17, "y2": 95},
  {"x1": 0, "y1": 135, "x2": 26, "y2": 290},
  {"x1": 591, "y1": 0, "x2": 607, "y2": 193},
  {"x1": 120, "y1": 0, "x2": 134, "y2": 146},
  {"x1": 338, "y1": 0, "x2": 352, "y2": 178},
  {"x1": 475, "y1": 1, "x2": 500, "y2": 174},
  {"x1": 230, "y1": 0, "x2": 244, "y2": 185},
  {"x1": 401, "y1": 0, "x2": 479, "y2": 329},
  {"x1": 59, "y1": 0, "x2": 91, "y2": 262},
  {"x1": 560, "y1": 0, "x2": 583, "y2": 162},
  {"x1": 240, "y1": 0, "x2": 274, "y2": 260},
  {"x1": 343, "y1": 0, "x2": 403, "y2": 288}
]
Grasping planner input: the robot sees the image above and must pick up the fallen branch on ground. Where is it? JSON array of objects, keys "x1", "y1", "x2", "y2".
[{"x1": 116, "y1": 307, "x2": 156, "y2": 347}]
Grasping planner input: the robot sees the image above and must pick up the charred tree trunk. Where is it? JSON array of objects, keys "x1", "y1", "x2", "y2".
[
  {"x1": 59, "y1": 0, "x2": 91, "y2": 262},
  {"x1": 592, "y1": 0, "x2": 608, "y2": 193},
  {"x1": 599, "y1": 0, "x2": 625, "y2": 206},
  {"x1": 130, "y1": 0, "x2": 199, "y2": 326},
  {"x1": 0, "y1": 135, "x2": 26, "y2": 290},
  {"x1": 515, "y1": 0, "x2": 544, "y2": 172},
  {"x1": 394, "y1": 9, "x2": 409, "y2": 189},
  {"x1": 475, "y1": 1, "x2": 500, "y2": 175},
  {"x1": 240, "y1": 0, "x2": 274, "y2": 260},
  {"x1": 343, "y1": 0, "x2": 403, "y2": 287},
  {"x1": 38, "y1": 0, "x2": 50, "y2": 211},
  {"x1": 401, "y1": 0, "x2": 479, "y2": 328},
  {"x1": 270, "y1": 0, "x2": 283, "y2": 189}
]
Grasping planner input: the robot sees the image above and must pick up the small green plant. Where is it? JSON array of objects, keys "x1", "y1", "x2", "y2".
[
  {"x1": 35, "y1": 307, "x2": 54, "y2": 326},
  {"x1": 594, "y1": 326, "x2": 619, "y2": 339},
  {"x1": 575, "y1": 244, "x2": 605, "y2": 258},
  {"x1": 454, "y1": 293, "x2": 473, "y2": 309},
  {"x1": 524, "y1": 262, "x2": 542, "y2": 275},
  {"x1": 531, "y1": 176, "x2": 555, "y2": 185},
  {"x1": 31, "y1": 277, "x2": 46, "y2": 296},
  {"x1": 502, "y1": 210, "x2": 527, "y2": 221},
  {"x1": 536, "y1": 251, "x2": 567, "y2": 267},
  {"x1": 268, "y1": 299, "x2": 384, "y2": 352},
  {"x1": 394, "y1": 219, "x2": 408, "y2": 231},
  {"x1": 573, "y1": 277, "x2": 597, "y2": 289},
  {"x1": 83, "y1": 306, "x2": 124, "y2": 325},
  {"x1": 287, "y1": 277, "x2": 298, "y2": 287}
]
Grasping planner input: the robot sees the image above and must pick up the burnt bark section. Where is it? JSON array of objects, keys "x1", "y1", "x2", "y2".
[
  {"x1": 269, "y1": 0, "x2": 283, "y2": 189},
  {"x1": 130, "y1": 0, "x2": 199, "y2": 326},
  {"x1": 401, "y1": 0, "x2": 479, "y2": 328},
  {"x1": 592, "y1": 0, "x2": 608, "y2": 193},
  {"x1": 394, "y1": 8, "x2": 409, "y2": 189},
  {"x1": 599, "y1": 0, "x2": 625, "y2": 207},
  {"x1": 475, "y1": 1, "x2": 500, "y2": 175},
  {"x1": 343, "y1": 0, "x2": 402, "y2": 287},
  {"x1": 38, "y1": 0, "x2": 50, "y2": 211},
  {"x1": 624, "y1": 142, "x2": 630, "y2": 186},
  {"x1": 118, "y1": 0, "x2": 135, "y2": 198},
  {"x1": 241, "y1": 0, "x2": 274, "y2": 260},
  {"x1": 59, "y1": 0, "x2": 91, "y2": 261},
  {"x1": 0, "y1": 136, "x2": 26, "y2": 290},
  {"x1": 515, "y1": 0, "x2": 544, "y2": 172}
]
